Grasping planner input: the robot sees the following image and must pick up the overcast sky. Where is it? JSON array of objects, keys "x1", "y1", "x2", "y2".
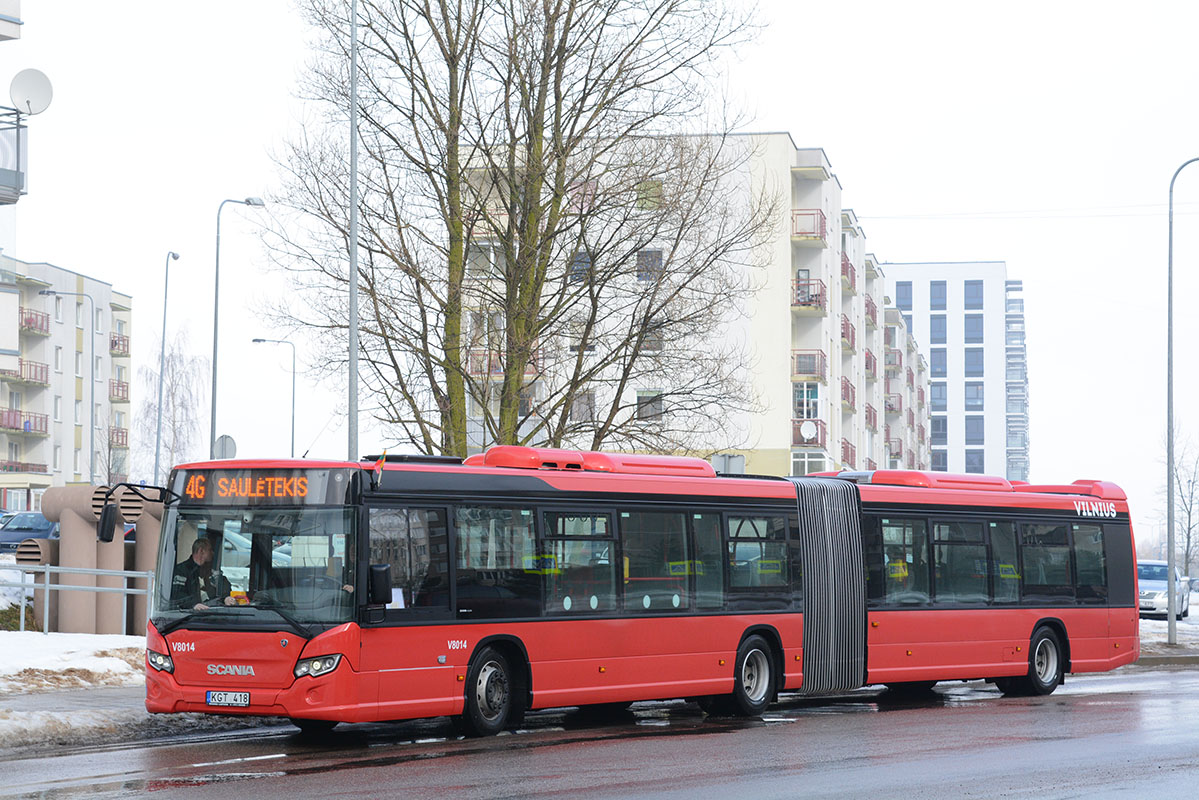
[{"x1": 0, "y1": 1, "x2": 1194, "y2": 548}]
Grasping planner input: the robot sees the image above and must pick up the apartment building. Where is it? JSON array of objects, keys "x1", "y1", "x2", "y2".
[
  {"x1": 727, "y1": 134, "x2": 930, "y2": 476},
  {"x1": 0, "y1": 254, "x2": 132, "y2": 510},
  {"x1": 882, "y1": 261, "x2": 1029, "y2": 480}
]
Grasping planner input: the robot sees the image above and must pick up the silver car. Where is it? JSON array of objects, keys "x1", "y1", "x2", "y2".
[{"x1": 1138, "y1": 560, "x2": 1190, "y2": 619}]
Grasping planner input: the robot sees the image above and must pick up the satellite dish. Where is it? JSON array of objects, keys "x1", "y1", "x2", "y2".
[
  {"x1": 799, "y1": 421, "x2": 818, "y2": 441},
  {"x1": 214, "y1": 435, "x2": 237, "y2": 459},
  {"x1": 10, "y1": 69, "x2": 52, "y2": 115}
]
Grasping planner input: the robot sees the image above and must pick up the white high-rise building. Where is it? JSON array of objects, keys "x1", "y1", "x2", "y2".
[{"x1": 882, "y1": 261, "x2": 1028, "y2": 480}]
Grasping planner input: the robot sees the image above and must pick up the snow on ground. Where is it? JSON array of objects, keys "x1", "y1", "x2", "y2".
[
  {"x1": 0, "y1": 632, "x2": 146, "y2": 693},
  {"x1": 0, "y1": 552, "x2": 34, "y2": 610}
]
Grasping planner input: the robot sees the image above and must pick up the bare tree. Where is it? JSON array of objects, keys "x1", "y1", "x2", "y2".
[
  {"x1": 1170, "y1": 440, "x2": 1199, "y2": 578},
  {"x1": 264, "y1": 0, "x2": 770, "y2": 457},
  {"x1": 133, "y1": 330, "x2": 210, "y2": 484}
]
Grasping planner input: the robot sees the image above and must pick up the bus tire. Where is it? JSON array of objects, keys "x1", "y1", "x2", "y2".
[
  {"x1": 1006, "y1": 626, "x2": 1064, "y2": 696},
  {"x1": 291, "y1": 718, "x2": 337, "y2": 736},
  {"x1": 458, "y1": 646, "x2": 515, "y2": 737},
  {"x1": 730, "y1": 635, "x2": 775, "y2": 717}
]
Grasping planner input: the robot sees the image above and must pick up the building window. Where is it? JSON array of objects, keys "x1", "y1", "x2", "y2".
[
  {"x1": 54, "y1": 347, "x2": 62, "y2": 373},
  {"x1": 518, "y1": 385, "x2": 534, "y2": 417},
  {"x1": 930, "y1": 382, "x2": 947, "y2": 412},
  {"x1": 94, "y1": 403, "x2": 102, "y2": 429},
  {"x1": 930, "y1": 348, "x2": 946, "y2": 377},
  {"x1": 74, "y1": 400, "x2": 81, "y2": 425},
  {"x1": 570, "y1": 391, "x2": 595, "y2": 422},
  {"x1": 467, "y1": 242, "x2": 506, "y2": 277},
  {"x1": 642, "y1": 319, "x2": 663, "y2": 352},
  {"x1": 1007, "y1": 396, "x2": 1027, "y2": 414},
  {"x1": 569, "y1": 250, "x2": 591, "y2": 283},
  {"x1": 793, "y1": 382, "x2": 819, "y2": 419},
  {"x1": 903, "y1": 314, "x2": 913, "y2": 335},
  {"x1": 931, "y1": 416, "x2": 947, "y2": 446},
  {"x1": 964, "y1": 347, "x2": 984, "y2": 377},
  {"x1": 791, "y1": 451, "x2": 826, "y2": 476},
  {"x1": 95, "y1": 355, "x2": 103, "y2": 379},
  {"x1": 95, "y1": 309, "x2": 103, "y2": 333},
  {"x1": 53, "y1": 446, "x2": 61, "y2": 472},
  {"x1": 965, "y1": 382, "x2": 984, "y2": 410},
  {"x1": 74, "y1": 352, "x2": 83, "y2": 377},
  {"x1": 636, "y1": 180, "x2": 662, "y2": 210},
  {"x1": 567, "y1": 319, "x2": 595, "y2": 352},
  {"x1": 895, "y1": 281, "x2": 912, "y2": 311},
  {"x1": 930, "y1": 280, "x2": 946, "y2": 311},
  {"x1": 965, "y1": 416, "x2": 985, "y2": 445},
  {"x1": 75, "y1": 302, "x2": 83, "y2": 328},
  {"x1": 54, "y1": 296, "x2": 62, "y2": 322},
  {"x1": 964, "y1": 314, "x2": 983, "y2": 343},
  {"x1": 1006, "y1": 330, "x2": 1025, "y2": 346},
  {"x1": 931, "y1": 450, "x2": 947, "y2": 472},
  {"x1": 636, "y1": 249, "x2": 664, "y2": 282},
  {"x1": 53, "y1": 396, "x2": 61, "y2": 421},
  {"x1": 964, "y1": 280, "x2": 984, "y2": 310},
  {"x1": 636, "y1": 391, "x2": 664, "y2": 420},
  {"x1": 73, "y1": 449, "x2": 81, "y2": 474},
  {"x1": 965, "y1": 449, "x2": 985, "y2": 474},
  {"x1": 930, "y1": 314, "x2": 946, "y2": 344}
]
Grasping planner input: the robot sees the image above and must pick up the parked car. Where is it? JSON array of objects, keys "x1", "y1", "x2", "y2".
[
  {"x1": 0, "y1": 512, "x2": 59, "y2": 552},
  {"x1": 1138, "y1": 560, "x2": 1190, "y2": 619}
]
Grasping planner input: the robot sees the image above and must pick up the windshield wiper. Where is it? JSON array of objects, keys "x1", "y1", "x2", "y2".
[
  {"x1": 250, "y1": 603, "x2": 313, "y2": 638},
  {"x1": 154, "y1": 607, "x2": 258, "y2": 636}
]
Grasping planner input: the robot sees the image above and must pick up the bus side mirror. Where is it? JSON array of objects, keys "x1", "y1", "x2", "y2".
[
  {"x1": 368, "y1": 564, "x2": 392, "y2": 606},
  {"x1": 97, "y1": 503, "x2": 119, "y2": 543}
]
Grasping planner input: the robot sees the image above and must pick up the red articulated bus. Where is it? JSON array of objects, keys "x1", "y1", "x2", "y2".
[{"x1": 145, "y1": 446, "x2": 1139, "y2": 735}]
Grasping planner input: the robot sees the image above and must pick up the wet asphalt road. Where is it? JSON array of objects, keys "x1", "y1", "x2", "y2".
[{"x1": 2, "y1": 668, "x2": 1195, "y2": 799}]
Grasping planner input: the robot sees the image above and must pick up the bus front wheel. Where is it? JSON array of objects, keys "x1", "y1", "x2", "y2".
[
  {"x1": 730, "y1": 634, "x2": 776, "y2": 716},
  {"x1": 458, "y1": 646, "x2": 515, "y2": 736}
]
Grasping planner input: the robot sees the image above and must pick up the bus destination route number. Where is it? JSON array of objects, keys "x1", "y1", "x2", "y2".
[{"x1": 184, "y1": 474, "x2": 310, "y2": 502}]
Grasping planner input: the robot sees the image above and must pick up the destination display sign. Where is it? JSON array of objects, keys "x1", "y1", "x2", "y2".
[{"x1": 173, "y1": 468, "x2": 356, "y2": 506}]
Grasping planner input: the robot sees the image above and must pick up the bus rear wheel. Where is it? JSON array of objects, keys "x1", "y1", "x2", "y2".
[
  {"x1": 458, "y1": 646, "x2": 516, "y2": 737},
  {"x1": 730, "y1": 635, "x2": 776, "y2": 716},
  {"x1": 1003, "y1": 626, "x2": 1064, "y2": 696}
]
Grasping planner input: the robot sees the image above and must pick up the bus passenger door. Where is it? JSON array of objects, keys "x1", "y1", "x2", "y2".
[{"x1": 359, "y1": 506, "x2": 460, "y2": 721}]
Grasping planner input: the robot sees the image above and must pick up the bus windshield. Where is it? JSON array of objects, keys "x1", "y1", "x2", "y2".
[{"x1": 152, "y1": 505, "x2": 356, "y2": 633}]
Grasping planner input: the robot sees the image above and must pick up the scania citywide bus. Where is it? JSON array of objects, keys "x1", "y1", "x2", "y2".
[{"x1": 145, "y1": 446, "x2": 1139, "y2": 735}]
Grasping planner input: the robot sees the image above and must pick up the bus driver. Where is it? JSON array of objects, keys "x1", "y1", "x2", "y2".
[{"x1": 171, "y1": 537, "x2": 235, "y2": 611}]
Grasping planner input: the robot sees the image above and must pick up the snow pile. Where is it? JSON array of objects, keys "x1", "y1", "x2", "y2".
[
  {"x1": 0, "y1": 553, "x2": 33, "y2": 609},
  {"x1": 0, "y1": 632, "x2": 145, "y2": 693}
]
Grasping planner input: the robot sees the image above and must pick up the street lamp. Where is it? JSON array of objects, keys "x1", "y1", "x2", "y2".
[
  {"x1": 1167, "y1": 158, "x2": 1199, "y2": 645},
  {"x1": 39, "y1": 289, "x2": 96, "y2": 483},
  {"x1": 251, "y1": 337, "x2": 295, "y2": 458},
  {"x1": 154, "y1": 251, "x2": 180, "y2": 483},
  {"x1": 211, "y1": 197, "x2": 267, "y2": 459}
]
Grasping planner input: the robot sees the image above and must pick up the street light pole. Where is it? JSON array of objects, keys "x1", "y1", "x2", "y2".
[
  {"x1": 39, "y1": 289, "x2": 95, "y2": 483},
  {"x1": 348, "y1": 0, "x2": 360, "y2": 462},
  {"x1": 1167, "y1": 157, "x2": 1199, "y2": 645},
  {"x1": 251, "y1": 337, "x2": 295, "y2": 458},
  {"x1": 211, "y1": 197, "x2": 266, "y2": 459},
  {"x1": 154, "y1": 251, "x2": 180, "y2": 483}
]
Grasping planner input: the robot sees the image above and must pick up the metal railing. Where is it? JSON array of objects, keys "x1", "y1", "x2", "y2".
[{"x1": 0, "y1": 563, "x2": 155, "y2": 635}]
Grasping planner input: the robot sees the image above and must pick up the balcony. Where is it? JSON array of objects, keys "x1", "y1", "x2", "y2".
[
  {"x1": 918, "y1": 424, "x2": 926, "y2": 445},
  {"x1": 840, "y1": 315, "x2": 856, "y2": 352},
  {"x1": 840, "y1": 376, "x2": 856, "y2": 413},
  {"x1": 906, "y1": 451, "x2": 915, "y2": 470},
  {"x1": 865, "y1": 403, "x2": 878, "y2": 431},
  {"x1": 864, "y1": 350, "x2": 878, "y2": 382},
  {"x1": 791, "y1": 209, "x2": 828, "y2": 247},
  {"x1": 19, "y1": 307, "x2": 49, "y2": 336},
  {"x1": 841, "y1": 439, "x2": 856, "y2": 470},
  {"x1": 906, "y1": 409, "x2": 915, "y2": 428},
  {"x1": 865, "y1": 458, "x2": 878, "y2": 471},
  {"x1": 468, "y1": 348, "x2": 539, "y2": 377},
  {"x1": 0, "y1": 358, "x2": 49, "y2": 386},
  {"x1": 792, "y1": 418, "x2": 827, "y2": 448},
  {"x1": 840, "y1": 252, "x2": 856, "y2": 294},
  {"x1": 110, "y1": 427, "x2": 129, "y2": 448},
  {"x1": 864, "y1": 295, "x2": 878, "y2": 328},
  {"x1": 0, "y1": 460, "x2": 47, "y2": 474},
  {"x1": 887, "y1": 438, "x2": 903, "y2": 458},
  {"x1": 906, "y1": 367, "x2": 915, "y2": 388},
  {"x1": 917, "y1": 387, "x2": 925, "y2": 408},
  {"x1": 884, "y1": 347, "x2": 902, "y2": 373},
  {"x1": 885, "y1": 393, "x2": 903, "y2": 414},
  {"x1": 0, "y1": 409, "x2": 48, "y2": 435},
  {"x1": 109, "y1": 333, "x2": 130, "y2": 357},
  {"x1": 791, "y1": 279, "x2": 828, "y2": 315},
  {"x1": 792, "y1": 349, "x2": 828, "y2": 383},
  {"x1": 468, "y1": 207, "x2": 510, "y2": 239},
  {"x1": 109, "y1": 379, "x2": 129, "y2": 402}
]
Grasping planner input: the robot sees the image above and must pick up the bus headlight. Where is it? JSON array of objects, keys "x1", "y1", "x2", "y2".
[
  {"x1": 294, "y1": 654, "x2": 342, "y2": 678},
  {"x1": 147, "y1": 649, "x2": 174, "y2": 673}
]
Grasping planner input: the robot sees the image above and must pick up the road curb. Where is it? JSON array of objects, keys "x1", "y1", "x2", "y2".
[{"x1": 1134, "y1": 654, "x2": 1199, "y2": 667}]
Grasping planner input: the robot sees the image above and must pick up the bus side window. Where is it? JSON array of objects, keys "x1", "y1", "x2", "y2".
[
  {"x1": 1103, "y1": 521, "x2": 1135, "y2": 607},
  {"x1": 620, "y1": 510, "x2": 689, "y2": 613},
  {"x1": 861, "y1": 515, "x2": 885, "y2": 607},
  {"x1": 988, "y1": 521, "x2": 1019, "y2": 604},
  {"x1": 542, "y1": 512, "x2": 617, "y2": 614},
  {"x1": 368, "y1": 507, "x2": 450, "y2": 613},
  {"x1": 880, "y1": 518, "x2": 930, "y2": 605},
  {"x1": 932, "y1": 521, "x2": 987, "y2": 605},
  {"x1": 692, "y1": 513, "x2": 724, "y2": 610},
  {"x1": 454, "y1": 506, "x2": 539, "y2": 619},
  {"x1": 1072, "y1": 523, "x2": 1107, "y2": 603},
  {"x1": 1020, "y1": 523, "x2": 1074, "y2": 603},
  {"x1": 726, "y1": 514, "x2": 789, "y2": 611}
]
